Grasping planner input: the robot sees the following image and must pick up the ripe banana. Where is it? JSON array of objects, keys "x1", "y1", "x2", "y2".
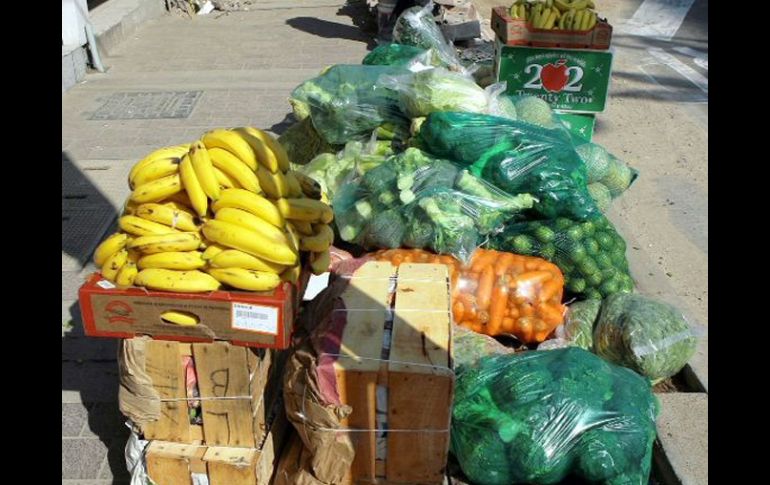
[
  {"x1": 115, "y1": 261, "x2": 138, "y2": 287},
  {"x1": 211, "y1": 188, "x2": 285, "y2": 228},
  {"x1": 299, "y1": 224, "x2": 334, "y2": 252},
  {"x1": 281, "y1": 265, "x2": 301, "y2": 284},
  {"x1": 128, "y1": 232, "x2": 202, "y2": 254},
  {"x1": 284, "y1": 222, "x2": 301, "y2": 255},
  {"x1": 130, "y1": 157, "x2": 181, "y2": 189},
  {"x1": 255, "y1": 163, "x2": 290, "y2": 199},
  {"x1": 213, "y1": 166, "x2": 238, "y2": 189},
  {"x1": 101, "y1": 249, "x2": 128, "y2": 282},
  {"x1": 214, "y1": 207, "x2": 289, "y2": 244},
  {"x1": 135, "y1": 203, "x2": 199, "y2": 232},
  {"x1": 134, "y1": 269, "x2": 221, "y2": 293},
  {"x1": 138, "y1": 251, "x2": 206, "y2": 270},
  {"x1": 164, "y1": 192, "x2": 196, "y2": 210},
  {"x1": 289, "y1": 220, "x2": 314, "y2": 236},
  {"x1": 569, "y1": 0, "x2": 589, "y2": 10},
  {"x1": 128, "y1": 144, "x2": 190, "y2": 187},
  {"x1": 310, "y1": 248, "x2": 331, "y2": 275},
  {"x1": 587, "y1": 10, "x2": 597, "y2": 29},
  {"x1": 190, "y1": 141, "x2": 220, "y2": 200},
  {"x1": 243, "y1": 127, "x2": 291, "y2": 173},
  {"x1": 160, "y1": 310, "x2": 199, "y2": 326},
  {"x1": 207, "y1": 267, "x2": 282, "y2": 292},
  {"x1": 202, "y1": 219, "x2": 298, "y2": 266},
  {"x1": 208, "y1": 147, "x2": 261, "y2": 194},
  {"x1": 179, "y1": 153, "x2": 208, "y2": 217},
  {"x1": 553, "y1": 0, "x2": 573, "y2": 13},
  {"x1": 201, "y1": 244, "x2": 226, "y2": 260},
  {"x1": 291, "y1": 171, "x2": 323, "y2": 200},
  {"x1": 284, "y1": 171, "x2": 303, "y2": 198},
  {"x1": 202, "y1": 129, "x2": 258, "y2": 171},
  {"x1": 93, "y1": 233, "x2": 129, "y2": 266},
  {"x1": 543, "y1": 8, "x2": 558, "y2": 29},
  {"x1": 119, "y1": 215, "x2": 180, "y2": 237},
  {"x1": 130, "y1": 173, "x2": 183, "y2": 204},
  {"x1": 572, "y1": 9, "x2": 585, "y2": 30},
  {"x1": 275, "y1": 198, "x2": 333, "y2": 223},
  {"x1": 231, "y1": 128, "x2": 280, "y2": 174},
  {"x1": 209, "y1": 249, "x2": 286, "y2": 274},
  {"x1": 582, "y1": 10, "x2": 594, "y2": 30}
]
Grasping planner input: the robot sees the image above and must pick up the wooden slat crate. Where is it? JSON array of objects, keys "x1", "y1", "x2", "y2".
[
  {"x1": 137, "y1": 338, "x2": 286, "y2": 447},
  {"x1": 146, "y1": 399, "x2": 289, "y2": 485}
]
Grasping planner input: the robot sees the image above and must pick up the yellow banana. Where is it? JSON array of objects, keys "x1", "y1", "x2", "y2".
[
  {"x1": 127, "y1": 232, "x2": 202, "y2": 254},
  {"x1": 291, "y1": 171, "x2": 323, "y2": 200},
  {"x1": 559, "y1": 9, "x2": 570, "y2": 28},
  {"x1": 569, "y1": 0, "x2": 589, "y2": 10},
  {"x1": 208, "y1": 147, "x2": 261, "y2": 194},
  {"x1": 202, "y1": 129, "x2": 258, "y2": 171},
  {"x1": 544, "y1": 8, "x2": 558, "y2": 29},
  {"x1": 509, "y1": 4, "x2": 518, "y2": 18},
  {"x1": 284, "y1": 171, "x2": 303, "y2": 198},
  {"x1": 280, "y1": 265, "x2": 301, "y2": 284},
  {"x1": 255, "y1": 164, "x2": 290, "y2": 199},
  {"x1": 202, "y1": 219, "x2": 298, "y2": 266},
  {"x1": 210, "y1": 249, "x2": 286, "y2": 274},
  {"x1": 130, "y1": 173, "x2": 183, "y2": 204},
  {"x1": 162, "y1": 192, "x2": 195, "y2": 210},
  {"x1": 115, "y1": 261, "x2": 138, "y2": 287},
  {"x1": 129, "y1": 157, "x2": 181, "y2": 189},
  {"x1": 275, "y1": 198, "x2": 333, "y2": 223},
  {"x1": 119, "y1": 215, "x2": 179, "y2": 237},
  {"x1": 201, "y1": 244, "x2": 226, "y2": 260},
  {"x1": 532, "y1": 3, "x2": 544, "y2": 27},
  {"x1": 587, "y1": 0, "x2": 595, "y2": 8},
  {"x1": 134, "y1": 203, "x2": 199, "y2": 232},
  {"x1": 179, "y1": 153, "x2": 208, "y2": 217},
  {"x1": 230, "y1": 128, "x2": 279, "y2": 174},
  {"x1": 289, "y1": 220, "x2": 314, "y2": 236},
  {"x1": 573, "y1": 9, "x2": 585, "y2": 30},
  {"x1": 521, "y1": 3, "x2": 529, "y2": 20},
  {"x1": 93, "y1": 233, "x2": 129, "y2": 266},
  {"x1": 284, "y1": 223, "x2": 301, "y2": 255},
  {"x1": 299, "y1": 224, "x2": 334, "y2": 252},
  {"x1": 584, "y1": 10, "x2": 596, "y2": 30},
  {"x1": 138, "y1": 251, "x2": 206, "y2": 270},
  {"x1": 214, "y1": 207, "x2": 289, "y2": 244},
  {"x1": 101, "y1": 249, "x2": 128, "y2": 282},
  {"x1": 207, "y1": 267, "x2": 282, "y2": 292},
  {"x1": 211, "y1": 188, "x2": 284, "y2": 228},
  {"x1": 127, "y1": 144, "x2": 190, "y2": 187},
  {"x1": 160, "y1": 310, "x2": 199, "y2": 326},
  {"x1": 189, "y1": 141, "x2": 220, "y2": 200},
  {"x1": 553, "y1": 0, "x2": 573, "y2": 13},
  {"x1": 239, "y1": 126, "x2": 292, "y2": 172},
  {"x1": 134, "y1": 269, "x2": 221, "y2": 293},
  {"x1": 310, "y1": 248, "x2": 331, "y2": 275},
  {"x1": 546, "y1": 0, "x2": 553, "y2": 8},
  {"x1": 213, "y1": 166, "x2": 238, "y2": 189}
]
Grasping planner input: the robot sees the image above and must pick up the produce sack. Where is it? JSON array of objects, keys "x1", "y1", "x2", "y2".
[
  {"x1": 594, "y1": 293, "x2": 699, "y2": 383},
  {"x1": 557, "y1": 298, "x2": 602, "y2": 350},
  {"x1": 371, "y1": 248, "x2": 566, "y2": 344},
  {"x1": 333, "y1": 147, "x2": 536, "y2": 262},
  {"x1": 452, "y1": 323, "x2": 516, "y2": 370},
  {"x1": 289, "y1": 64, "x2": 410, "y2": 145},
  {"x1": 491, "y1": 215, "x2": 633, "y2": 300},
  {"x1": 278, "y1": 118, "x2": 340, "y2": 167},
  {"x1": 452, "y1": 348, "x2": 659, "y2": 485},
  {"x1": 380, "y1": 68, "x2": 518, "y2": 120},
  {"x1": 361, "y1": 42, "x2": 444, "y2": 69},
  {"x1": 415, "y1": 111, "x2": 599, "y2": 220},
  {"x1": 393, "y1": 2, "x2": 463, "y2": 71},
  {"x1": 575, "y1": 142, "x2": 640, "y2": 212}
]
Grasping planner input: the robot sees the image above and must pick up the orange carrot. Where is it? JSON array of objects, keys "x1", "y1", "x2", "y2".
[
  {"x1": 476, "y1": 266, "x2": 495, "y2": 310},
  {"x1": 516, "y1": 270, "x2": 553, "y2": 286},
  {"x1": 453, "y1": 301, "x2": 465, "y2": 323},
  {"x1": 470, "y1": 250, "x2": 497, "y2": 273},
  {"x1": 495, "y1": 252, "x2": 515, "y2": 276},
  {"x1": 487, "y1": 284, "x2": 508, "y2": 335},
  {"x1": 525, "y1": 259, "x2": 540, "y2": 271},
  {"x1": 517, "y1": 317, "x2": 534, "y2": 342},
  {"x1": 538, "y1": 303, "x2": 566, "y2": 325},
  {"x1": 538, "y1": 279, "x2": 562, "y2": 303}
]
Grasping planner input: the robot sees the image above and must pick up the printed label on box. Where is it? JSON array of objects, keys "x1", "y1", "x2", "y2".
[{"x1": 231, "y1": 302, "x2": 279, "y2": 335}]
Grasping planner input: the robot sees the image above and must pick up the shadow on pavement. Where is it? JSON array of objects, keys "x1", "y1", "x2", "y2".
[
  {"x1": 269, "y1": 113, "x2": 297, "y2": 137},
  {"x1": 286, "y1": 16, "x2": 376, "y2": 49}
]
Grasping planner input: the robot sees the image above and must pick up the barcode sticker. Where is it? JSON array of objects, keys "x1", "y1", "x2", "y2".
[
  {"x1": 231, "y1": 302, "x2": 279, "y2": 334},
  {"x1": 97, "y1": 279, "x2": 116, "y2": 289}
]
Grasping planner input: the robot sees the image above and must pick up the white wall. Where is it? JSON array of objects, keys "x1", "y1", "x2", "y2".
[{"x1": 62, "y1": 0, "x2": 89, "y2": 46}]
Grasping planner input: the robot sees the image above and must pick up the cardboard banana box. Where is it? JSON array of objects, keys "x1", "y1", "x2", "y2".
[{"x1": 491, "y1": 6, "x2": 612, "y2": 49}]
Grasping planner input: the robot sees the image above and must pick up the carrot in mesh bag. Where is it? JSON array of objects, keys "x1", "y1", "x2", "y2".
[{"x1": 372, "y1": 248, "x2": 566, "y2": 343}]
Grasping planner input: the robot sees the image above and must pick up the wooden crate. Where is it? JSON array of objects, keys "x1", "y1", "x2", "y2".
[
  {"x1": 146, "y1": 399, "x2": 289, "y2": 485},
  {"x1": 136, "y1": 338, "x2": 286, "y2": 447},
  {"x1": 322, "y1": 263, "x2": 454, "y2": 484}
]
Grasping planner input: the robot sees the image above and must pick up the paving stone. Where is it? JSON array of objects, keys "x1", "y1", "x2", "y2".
[
  {"x1": 81, "y1": 403, "x2": 129, "y2": 439},
  {"x1": 62, "y1": 361, "x2": 120, "y2": 404},
  {"x1": 62, "y1": 438, "x2": 109, "y2": 479},
  {"x1": 62, "y1": 403, "x2": 89, "y2": 437},
  {"x1": 655, "y1": 393, "x2": 708, "y2": 485}
]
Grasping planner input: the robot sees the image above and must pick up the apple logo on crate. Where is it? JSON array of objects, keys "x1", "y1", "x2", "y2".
[
  {"x1": 540, "y1": 59, "x2": 570, "y2": 93},
  {"x1": 105, "y1": 300, "x2": 136, "y2": 325}
]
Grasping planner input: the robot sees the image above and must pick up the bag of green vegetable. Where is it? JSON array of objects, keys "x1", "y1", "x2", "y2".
[
  {"x1": 594, "y1": 293, "x2": 699, "y2": 383},
  {"x1": 288, "y1": 64, "x2": 410, "y2": 145},
  {"x1": 575, "y1": 142, "x2": 640, "y2": 211},
  {"x1": 557, "y1": 298, "x2": 602, "y2": 350},
  {"x1": 361, "y1": 42, "x2": 445, "y2": 69},
  {"x1": 490, "y1": 215, "x2": 633, "y2": 299},
  {"x1": 278, "y1": 118, "x2": 340, "y2": 168},
  {"x1": 333, "y1": 147, "x2": 536, "y2": 262},
  {"x1": 392, "y1": 2, "x2": 464, "y2": 71},
  {"x1": 452, "y1": 348, "x2": 659, "y2": 485},
  {"x1": 415, "y1": 111, "x2": 600, "y2": 220}
]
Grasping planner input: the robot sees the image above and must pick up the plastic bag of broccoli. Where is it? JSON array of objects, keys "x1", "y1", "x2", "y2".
[
  {"x1": 594, "y1": 293, "x2": 699, "y2": 383},
  {"x1": 361, "y1": 42, "x2": 445, "y2": 69},
  {"x1": 289, "y1": 64, "x2": 411, "y2": 145},
  {"x1": 490, "y1": 215, "x2": 633, "y2": 300},
  {"x1": 278, "y1": 118, "x2": 340, "y2": 168},
  {"x1": 392, "y1": 2, "x2": 464, "y2": 71},
  {"x1": 415, "y1": 111, "x2": 600, "y2": 220},
  {"x1": 452, "y1": 347, "x2": 659, "y2": 485},
  {"x1": 333, "y1": 147, "x2": 536, "y2": 262}
]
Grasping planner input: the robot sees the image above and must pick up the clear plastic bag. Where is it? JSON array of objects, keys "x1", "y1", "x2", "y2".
[
  {"x1": 491, "y1": 215, "x2": 633, "y2": 300},
  {"x1": 289, "y1": 64, "x2": 411, "y2": 145},
  {"x1": 371, "y1": 248, "x2": 566, "y2": 344},
  {"x1": 451, "y1": 348, "x2": 659, "y2": 485},
  {"x1": 575, "y1": 142, "x2": 640, "y2": 212},
  {"x1": 415, "y1": 111, "x2": 600, "y2": 220},
  {"x1": 558, "y1": 298, "x2": 602, "y2": 350},
  {"x1": 278, "y1": 118, "x2": 340, "y2": 167},
  {"x1": 392, "y1": 2, "x2": 463, "y2": 71},
  {"x1": 332, "y1": 148, "x2": 536, "y2": 262},
  {"x1": 361, "y1": 42, "x2": 445, "y2": 69},
  {"x1": 594, "y1": 293, "x2": 699, "y2": 383}
]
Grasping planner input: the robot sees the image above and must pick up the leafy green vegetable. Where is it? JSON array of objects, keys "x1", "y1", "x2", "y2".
[
  {"x1": 513, "y1": 96, "x2": 557, "y2": 128},
  {"x1": 392, "y1": 4, "x2": 461, "y2": 69},
  {"x1": 452, "y1": 348, "x2": 659, "y2": 485},
  {"x1": 562, "y1": 299, "x2": 602, "y2": 350},
  {"x1": 385, "y1": 68, "x2": 491, "y2": 118},
  {"x1": 594, "y1": 293, "x2": 698, "y2": 382},
  {"x1": 278, "y1": 118, "x2": 339, "y2": 167}
]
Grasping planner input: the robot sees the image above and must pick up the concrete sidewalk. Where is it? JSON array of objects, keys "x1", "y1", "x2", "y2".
[{"x1": 62, "y1": 2, "x2": 372, "y2": 483}]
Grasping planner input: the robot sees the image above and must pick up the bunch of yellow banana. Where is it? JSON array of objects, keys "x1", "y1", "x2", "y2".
[
  {"x1": 509, "y1": 0, "x2": 599, "y2": 31},
  {"x1": 93, "y1": 126, "x2": 334, "y2": 294}
]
